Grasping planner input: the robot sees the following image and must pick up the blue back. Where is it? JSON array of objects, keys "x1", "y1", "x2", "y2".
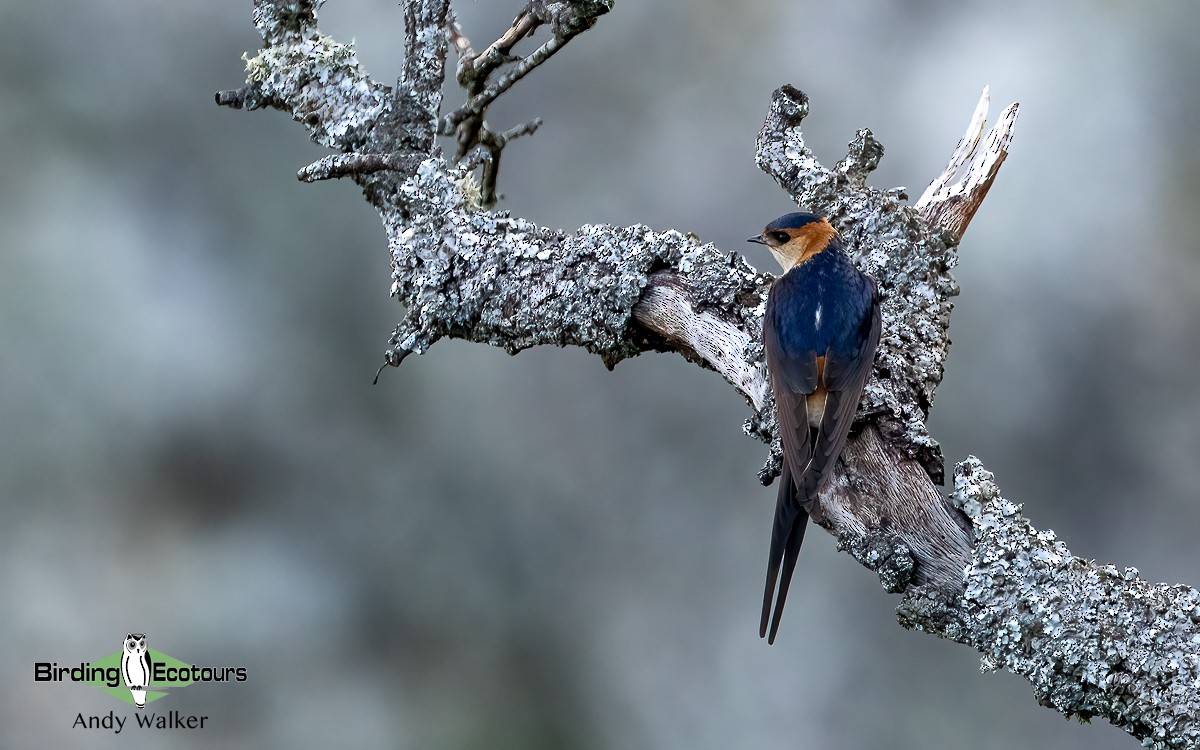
[{"x1": 766, "y1": 246, "x2": 874, "y2": 360}]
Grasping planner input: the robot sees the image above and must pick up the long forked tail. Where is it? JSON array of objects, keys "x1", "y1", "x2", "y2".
[{"x1": 760, "y1": 464, "x2": 810, "y2": 645}]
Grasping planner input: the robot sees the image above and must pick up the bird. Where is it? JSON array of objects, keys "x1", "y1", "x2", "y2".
[{"x1": 748, "y1": 212, "x2": 881, "y2": 644}]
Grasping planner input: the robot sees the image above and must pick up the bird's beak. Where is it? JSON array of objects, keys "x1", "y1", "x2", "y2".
[{"x1": 747, "y1": 235, "x2": 766, "y2": 245}]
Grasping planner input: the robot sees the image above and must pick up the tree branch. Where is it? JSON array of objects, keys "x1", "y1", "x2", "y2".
[
  {"x1": 297, "y1": 152, "x2": 423, "y2": 183},
  {"x1": 219, "y1": 2, "x2": 1200, "y2": 746},
  {"x1": 440, "y1": 1, "x2": 611, "y2": 205},
  {"x1": 915, "y1": 86, "x2": 1020, "y2": 239}
]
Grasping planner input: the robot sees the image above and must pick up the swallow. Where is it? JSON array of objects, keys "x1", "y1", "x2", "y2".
[{"x1": 748, "y1": 212, "x2": 881, "y2": 644}]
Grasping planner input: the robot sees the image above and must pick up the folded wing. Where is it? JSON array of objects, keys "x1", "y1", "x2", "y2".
[{"x1": 760, "y1": 277, "x2": 881, "y2": 643}]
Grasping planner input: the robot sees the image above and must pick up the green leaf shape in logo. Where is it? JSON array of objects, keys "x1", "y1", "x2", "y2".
[{"x1": 85, "y1": 648, "x2": 196, "y2": 706}]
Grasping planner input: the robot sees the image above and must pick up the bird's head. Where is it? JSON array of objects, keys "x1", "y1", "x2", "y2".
[{"x1": 748, "y1": 212, "x2": 839, "y2": 272}]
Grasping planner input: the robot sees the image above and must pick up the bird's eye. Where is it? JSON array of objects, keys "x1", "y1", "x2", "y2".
[{"x1": 771, "y1": 231, "x2": 790, "y2": 244}]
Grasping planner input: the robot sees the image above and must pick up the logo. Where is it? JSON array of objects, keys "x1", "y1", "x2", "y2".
[{"x1": 34, "y1": 633, "x2": 247, "y2": 733}]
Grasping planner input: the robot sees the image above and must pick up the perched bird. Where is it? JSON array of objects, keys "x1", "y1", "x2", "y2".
[{"x1": 749, "y1": 212, "x2": 881, "y2": 644}]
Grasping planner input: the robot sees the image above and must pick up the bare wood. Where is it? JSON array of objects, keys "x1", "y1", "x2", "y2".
[
  {"x1": 820, "y1": 425, "x2": 972, "y2": 589},
  {"x1": 633, "y1": 271, "x2": 769, "y2": 412},
  {"x1": 916, "y1": 86, "x2": 1021, "y2": 239}
]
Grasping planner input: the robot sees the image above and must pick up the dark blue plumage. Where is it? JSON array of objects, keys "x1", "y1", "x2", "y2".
[
  {"x1": 750, "y1": 213, "x2": 881, "y2": 644},
  {"x1": 764, "y1": 211, "x2": 824, "y2": 231},
  {"x1": 767, "y1": 248, "x2": 875, "y2": 366}
]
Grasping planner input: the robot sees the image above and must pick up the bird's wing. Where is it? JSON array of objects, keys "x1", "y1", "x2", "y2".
[
  {"x1": 763, "y1": 320, "x2": 817, "y2": 483},
  {"x1": 761, "y1": 318, "x2": 818, "y2": 644},
  {"x1": 799, "y1": 282, "x2": 882, "y2": 499}
]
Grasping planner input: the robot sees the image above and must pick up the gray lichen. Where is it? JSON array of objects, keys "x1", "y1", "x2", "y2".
[
  {"x1": 838, "y1": 528, "x2": 916, "y2": 593},
  {"x1": 951, "y1": 457, "x2": 1200, "y2": 748},
  {"x1": 242, "y1": 33, "x2": 389, "y2": 151},
  {"x1": 386, "y1": 159, "x2": 701, "y2": 367}
]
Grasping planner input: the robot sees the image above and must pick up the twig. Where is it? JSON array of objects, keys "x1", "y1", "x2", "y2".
[
  {"x1": 297, "y1": 152, "x2": 422, "y2": 183},
  {"x1": 458, "y1": 117, "x2": 543, "y2": 204},
  {"x1": 442, "y1": 32, "x2": 577, "y2": 133},
  {"x1": 372, "y1": 347, "x2": 411, "y2": 385},
  {"x1": 214, "y1": 88, "x2": 246, "y2": 109},
  {"x1": 455, "y1": 10, "x2": 539, "y2": 86},
  {"x1": 437, "y1": 2, "x2": 609, "y2": 206}
]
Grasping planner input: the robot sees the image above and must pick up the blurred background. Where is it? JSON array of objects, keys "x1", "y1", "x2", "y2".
[{"x1": 4, "y1": 0, "x2": 1200, "y2": 748}]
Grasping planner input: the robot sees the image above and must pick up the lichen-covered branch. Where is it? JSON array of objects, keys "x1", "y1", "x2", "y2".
[
  {"x1": 922, "y1": 460, "x2": 1200, "y2": 748},
  {"x1": 219, "y1": 1, "x2": 1200, "y2": 746}
]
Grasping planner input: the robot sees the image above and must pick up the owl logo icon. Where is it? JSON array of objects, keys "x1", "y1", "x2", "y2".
[{"x1": 120, "y1": 634, "x2": 153, "y2": 709}]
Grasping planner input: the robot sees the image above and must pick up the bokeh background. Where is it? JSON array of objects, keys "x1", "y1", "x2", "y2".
[{"x1": 4, "y1": 1, "x2": 1200, "y2": 748}]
